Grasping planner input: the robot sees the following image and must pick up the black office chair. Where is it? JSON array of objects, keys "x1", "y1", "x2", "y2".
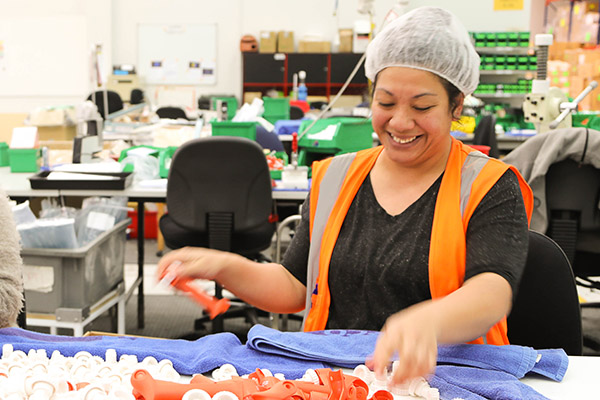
[
  {"x1": 256, "y1": 125, "x2": 285, "y2": 152},
  {"x1": 130, "y1": 89, "x2": 145, "y2": 105},
  {"x1": 290, "y1": 105, "x2": 305, "y2": 120},
  {"x1": 156, "y1": 106, "x2": 188, "y2": 120},
  {"x1": 159, "y1": 136, "x2": 276, "y2": 334},
  {"x1": 473, "y1": 114, "x2": 499, "y2": 158},
  {"x1": 507, "y1": 230, "x2": 583, "y2": 355},
  {"x1": 86, "y1": 90, "x2": 124, "y2": 119},
  {"x1": 544, "y1": 158, "x2": 600, "y2": 350}
]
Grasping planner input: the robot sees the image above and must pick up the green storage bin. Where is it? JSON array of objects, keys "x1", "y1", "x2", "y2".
[
  {"x1": 211, "y1": 121, "x2": 257, "y2": 140},
  {"x1": 297, "y1": 117, "x2": 373, "y2": 166},
  {"x1": 262, "y1": 97, "x2": 290, "y2": 124},
  {"x1": 211, "y1": 96, "x2": 238, "y2": 120},
  {"x1": 9, "y1": 148, "x2": 41, "y2": 172},
  {"x1": 0, "y1": 142, "x2": 9, "y2": 167},
  {"x1": 158, "y1": 146, "x2": 178, "y2": 178}
]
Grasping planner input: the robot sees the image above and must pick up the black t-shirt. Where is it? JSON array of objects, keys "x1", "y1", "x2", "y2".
[{"x1": 281, "y1": 169, "x2": 529, "y2": 330}]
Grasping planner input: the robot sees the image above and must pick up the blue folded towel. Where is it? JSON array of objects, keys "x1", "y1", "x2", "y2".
[
  {"x1": 0, "y1": 328, "x2": 326, "y2": 379},
  {"x1": 530, "y1": 349, "x2": 569, "y2": 381},
  {"x1": 432, "y1": 365, "x2": 550, "y2": 400},
  {"x1": 437, "y1": 343, "x2": 538, "y2": 379},
  {"x1": 247, "y1": 324, "x2": 379, "y2": 367}
]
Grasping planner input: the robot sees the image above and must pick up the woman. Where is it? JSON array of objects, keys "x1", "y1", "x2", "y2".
[
  {"x1": 158, "y1": 7, "x2": 532, "y2": 383},
  {"x1": 0, "y1": 188, "x2": 24, "y2": 329}
]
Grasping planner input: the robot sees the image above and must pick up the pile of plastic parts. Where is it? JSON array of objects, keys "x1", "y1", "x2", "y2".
[{"x1": 131, "y1": 367, "x2": 393, "y2": 400}]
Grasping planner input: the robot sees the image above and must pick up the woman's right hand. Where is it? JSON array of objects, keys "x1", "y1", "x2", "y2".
[{"x1": 156, "y1": 246, "x2": 238, "y2": 283}]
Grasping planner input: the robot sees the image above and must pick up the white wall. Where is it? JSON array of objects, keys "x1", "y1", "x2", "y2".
[{"x1": 1, "y1": 0, "x2": 540, "y2": 113}]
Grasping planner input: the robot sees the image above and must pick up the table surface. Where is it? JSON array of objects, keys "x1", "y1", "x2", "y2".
[{"x1": 0, "y1": 167, "x2": 309, "y2": 201}]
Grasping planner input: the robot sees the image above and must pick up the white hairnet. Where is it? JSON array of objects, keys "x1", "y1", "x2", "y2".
[{"x1": 365, "y1": 6, "x2": 480, "y2": 95}]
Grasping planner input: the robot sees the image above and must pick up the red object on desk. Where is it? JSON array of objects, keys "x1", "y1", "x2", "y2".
[
  {"x1": 131, "y1": 367, "x2": 374, "y2": 400},
  {"x1": 128, "y1": 210, "x2": 158, "y2": 239},
  {"x1": 290, "y1": 100, "x2": 310, "y2": 113}
]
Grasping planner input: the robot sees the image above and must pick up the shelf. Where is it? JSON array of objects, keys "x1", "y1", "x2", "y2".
[
  {"x1": 479, "y1": 70, "x2": 535, "y2": 77},
  {"x1": 475, "y1": 47, "x2": 533, "y2": 55},
  {"x1": 474, "y1": 93, "x2": 527, "y2": 99}
]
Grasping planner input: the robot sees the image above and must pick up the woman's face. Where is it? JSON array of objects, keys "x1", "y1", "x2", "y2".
[{"x1": 371, "y1": 67, "x2": 461, "y2": 169}]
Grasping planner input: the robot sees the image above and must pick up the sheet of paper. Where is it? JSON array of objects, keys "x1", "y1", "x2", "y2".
[
  {"x1": 52, "y1": 162, "x2": 123, "y2": 173},
  {"x1": 11, "y1": 126, "x2": 39, "y2": 148},
  {"x1": 46, "y1": 172, "x2": 119, "y2": 181},
  {"x1": 306, "y1": 125, "x2": 337, "y2": 141}
]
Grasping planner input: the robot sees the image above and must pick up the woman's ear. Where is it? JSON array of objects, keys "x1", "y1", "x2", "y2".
[{"x1": 453, "y1": 93, "x2": 465, "y2": 120}]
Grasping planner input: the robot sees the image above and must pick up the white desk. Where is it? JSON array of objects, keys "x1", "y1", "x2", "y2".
[
  {"x1": 0, "y1": 167, "x2": 309, "y2": 331},
  {"x1": 522, "y1": 356, "x2": 598, "y2": 399}
]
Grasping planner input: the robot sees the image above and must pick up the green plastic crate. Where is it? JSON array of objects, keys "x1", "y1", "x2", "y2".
[
  {"x1": 0, "y1": 142, "x2": 8, "y2": 167},
  {"x1": 211, "y1": 96, "x2": 238, "y2": 120},
  {"x1": 263, "y1": 97, "x2": 290, "y2": 124},
  {"x1": 211, "y1": 121, "x2": 257, "y2": 140},
  {"x1": 9, "y1": 148, "x2": 41, "y2": 172},
  {"x1": 158, "y1": 146, "x2": 178, "y2": 178},
  {"x1": 297, "y1": 117, "x2": 373, "y2": 166}
]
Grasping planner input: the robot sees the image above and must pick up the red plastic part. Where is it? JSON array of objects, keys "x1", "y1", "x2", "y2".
[{"x1": 131, "y1": 367, "x2": 381, "y2": 400}]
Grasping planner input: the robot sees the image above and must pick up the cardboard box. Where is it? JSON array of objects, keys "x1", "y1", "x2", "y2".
[
  {"x1": 259, "y1": 31, "x2": 277, "y2": 53},
  {"x1": 0, "y1": 113, "x2": 28, "y2": 144},
  {"x1": 36, "y1": 125, "x2": 76, "y2": 141},
  {"x1": 298, "y1": 40, "x2": 331, "y2": 53},
  {"x1": 338, "y1": 29, "x2": 353, "y2": 53},
  {"x1": 277, "y1": 31, "x2": 294, "y2": 53}
]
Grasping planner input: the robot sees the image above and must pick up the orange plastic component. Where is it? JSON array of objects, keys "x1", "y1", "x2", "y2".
[
  {"x1": 131, "y1": 367, "x2": 375, "y2": 400},
  {"x1": 160, "y1": 268, "x2": 230, "y2": 320}
]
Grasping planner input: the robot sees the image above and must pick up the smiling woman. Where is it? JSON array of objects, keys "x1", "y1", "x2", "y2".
[{"x1": 155, "y1": 6, "x2": 535, "y2": 386}]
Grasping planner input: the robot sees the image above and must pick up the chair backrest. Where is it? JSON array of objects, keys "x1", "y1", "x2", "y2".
[
  {"x1": 473, "y1": 114, "x2": 499, "y2": 158},
  {"x1": 507, "y1": 230, "x2": 582, "y2": 355},
  {"x1": 130, "y1": 89, "x2": 144, "y2": 105},
  {"x1": 166, "y1": 136, "x2": 273, "y2": 233},
  {"x1": 86, "y1": 90, "x2": 124, "y2": 119},
  {"x1": 545, "y1": 158, "x2": 600, "y2": 276},
  {"x1": 156, "y1": 106, "x2": 188, "y2": 120}
]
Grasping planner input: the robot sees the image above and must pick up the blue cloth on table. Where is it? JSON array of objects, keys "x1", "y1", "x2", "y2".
[
  {"x1": 0, "y1": 328, "x2": 326, "y2": 379},
  {"x1": 274, "y1": 120, "x2": 304, "y2": 136},
  {"x1": 431, "y1": 365, "x2": 550, "y2": 400},
  {"x1": 247, "y1": 324, "x2": 378, "y2": 368},
  {"x1": 530, "y1": 349, "x2": 569, "y2": 381}
]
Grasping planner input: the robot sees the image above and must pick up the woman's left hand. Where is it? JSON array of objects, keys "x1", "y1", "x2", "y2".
[{"x1": 371, "y1": 301, "x2": 439, "y2": 384}]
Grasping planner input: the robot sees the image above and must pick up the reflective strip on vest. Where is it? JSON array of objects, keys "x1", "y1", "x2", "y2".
[
  {"x1": 302, "y1": 152, "x2": 356, "y2": 330},
  {"x1": 303, "y1": 148, "x2": 491, "y2": 329}
]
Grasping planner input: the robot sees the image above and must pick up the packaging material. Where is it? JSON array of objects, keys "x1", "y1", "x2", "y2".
[
  {"x1": 119, "y1": 152, "x2": 160, "y2": 182},
  {"x1": 339, "y1": 29, "x2": 353, "y2": 53},
  {"x1": 11, "y1": 201, "x2": 37, "y2": 225},
  {"x1": 75, "y1": 196, "x2": 129, "y2": 246},
  {"x1": 259, "y1": 31, "x2": 277, "y2": 53},
  {"x1": 353, "y1": 20, "x2": 371, "y2": 53},
  {"x1": 277, "y1": 31, "x2": 295, "y2": 53},
  {"x1": 243, "y1": 92, "x2": 263, "y2": 105},
  {"x1": 18, "y1": 219, "x2": 78, "y2": 249},
  {"x1": 21, "y1": 218, "x2": 129, "y2": 314},
  {"x1": 0, "y1": 113, "x2": 28, "y2": 144},
  {"x1": 298, "y1": 39, "x2": 331, "y2": 53}
]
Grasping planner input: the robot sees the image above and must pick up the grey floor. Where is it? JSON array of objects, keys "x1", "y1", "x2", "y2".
[{"x1": 30, "y1": 236, "x2": 600, "y2": 355}]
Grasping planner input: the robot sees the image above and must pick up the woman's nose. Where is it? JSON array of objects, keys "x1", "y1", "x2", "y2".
[{"x1": 388, "y1": 107, "x2": 415, "y2": 132}]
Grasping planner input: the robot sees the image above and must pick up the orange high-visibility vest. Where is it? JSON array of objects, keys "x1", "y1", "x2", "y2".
[{"x1": 303, "y1": 138, "x2": 533, "y2": 345}]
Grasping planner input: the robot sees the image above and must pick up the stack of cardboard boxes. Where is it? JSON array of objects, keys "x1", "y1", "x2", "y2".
[
  {"x1": 549, "y1": 42, "x2": 600, "y2": 111},
  {"x1": 258, "y1": 29, "x2": 355, "y2": 53}
]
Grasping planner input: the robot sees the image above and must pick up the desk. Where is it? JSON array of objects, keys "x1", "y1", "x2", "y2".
[
  {"x1": 0, "y1": 167, "x2": 308, "y2": 331},
  {"x1": 522, "y1": 356, "x2": 598, "y2": 399}
]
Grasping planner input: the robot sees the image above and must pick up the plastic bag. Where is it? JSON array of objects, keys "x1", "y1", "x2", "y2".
[
  {"x1": 75, "y1": 196, "x2": 129, "y2": 246},
  {"x1": 11, "y1": 201, "x2": 37, "y2": 225},
  {"x1": 18, "y1": 218, "x2": 78, "y2": 249},
  {"x1": 120, "y1": 154, "x2": 160, "y2": 182}
]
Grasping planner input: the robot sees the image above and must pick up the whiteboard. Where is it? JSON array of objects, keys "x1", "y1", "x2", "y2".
[
  {"x1": 137, "y1": 23, "x2": 217, "y2": 85},
  {"x1": 0, "y1": 16, "x2": 88, "y2": 97}
]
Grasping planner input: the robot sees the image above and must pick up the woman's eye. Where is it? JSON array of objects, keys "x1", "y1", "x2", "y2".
[
  {"x1": 414, "y1": 106, "x2": 434, "y2": 111},
  {"x1": 377, "y1": 102, "x2": 394, "y2": 107}
]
